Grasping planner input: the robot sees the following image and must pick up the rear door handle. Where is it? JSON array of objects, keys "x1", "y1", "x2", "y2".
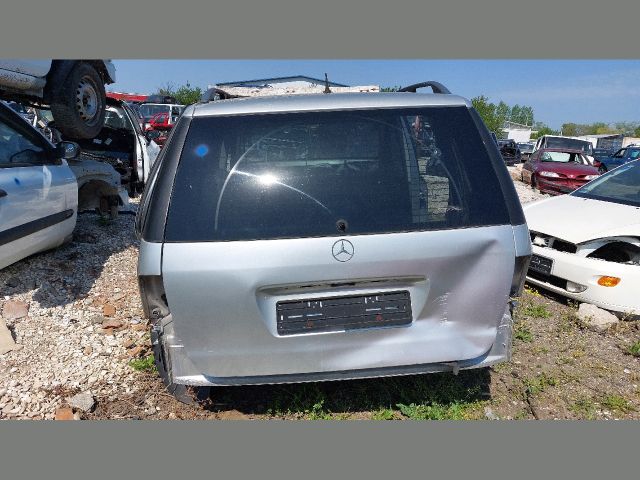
[{"x1": 0, "y1": 189, "x2": 7, "y2": 198}]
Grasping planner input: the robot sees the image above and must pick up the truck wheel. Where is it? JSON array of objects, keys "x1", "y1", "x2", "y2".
[{"x1": 50, "y1": 63, "x2": 106, "y2": 139}]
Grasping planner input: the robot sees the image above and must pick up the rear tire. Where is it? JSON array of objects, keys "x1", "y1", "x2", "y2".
[
  {"x1": 598, "y1": 165, "x2": 607, "y2": 175},
  {"x1": 49, "y1": 62, "x2": 106, "y2": 139}
]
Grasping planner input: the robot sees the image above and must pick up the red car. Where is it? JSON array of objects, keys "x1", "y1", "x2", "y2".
[
  {"x1": 145, "y1": 112, "x2": 172, "y2": 132},
  {"x1": 521, "y1": 148, "x2": 600, "y2": 195}
]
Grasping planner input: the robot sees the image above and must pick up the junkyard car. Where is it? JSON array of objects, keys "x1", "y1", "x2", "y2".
[
  {"x1": 0, "y1": 60, "x2": 116, "y2": 139},
  {"x1": 60, "y1": 97, "x2": 160, "y2": 196},
  {"x1": 139, "y1": 101, "x2": 184, "y2": 131},
  {"x1": 592, "y1": 147, "x2": 614, "y2": 163},
  {"x1": 521, "y1": 148, "x2": 600, "y2": 195},
  {"x1": 498, "y1": 139, "x2": 522, "y2": 165},
  {"x1": 517, "y1": 142, "x2": 535, "y2": 161},
  {"x1": 0, "y1": 101, "x2": 79, "y2": 270},
  {"x1": 524, "y1": 160, "x2": 640, "y2": 315},
  {"x1": 597, "y1": 145, "x2": 640, "y2": 173},
  {"x1": 135, "y1": 87, "x2": 531, "y2": 397}
]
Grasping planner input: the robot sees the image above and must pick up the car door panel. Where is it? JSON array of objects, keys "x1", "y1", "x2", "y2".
[{"x1": 0, "y1": 106, "x2": 77, "y2": 269}]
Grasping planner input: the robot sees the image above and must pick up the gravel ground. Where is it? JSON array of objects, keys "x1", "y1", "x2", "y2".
[
  {"x1": 0, "y1": 204, "x2": 149, "y2": 419},
  {"x1": 2, "y1": 174, "x2": 638, "y2": 420}
]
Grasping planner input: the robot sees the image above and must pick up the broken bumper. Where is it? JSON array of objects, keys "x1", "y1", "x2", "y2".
[
  {"x1": 151, "y1": 306, "x2": 513, "y2": 387},
  {"x1": 526, "y1": 245, "x2": 640, "y2": 314}
]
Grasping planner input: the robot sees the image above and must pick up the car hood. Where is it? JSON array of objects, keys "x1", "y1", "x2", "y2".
[
  {"x1": 537, "y1": 162, "x2": 598, "y2": 175},
  {"x1": 523, "y1": 194, "x2": 640, "y2": 244}
]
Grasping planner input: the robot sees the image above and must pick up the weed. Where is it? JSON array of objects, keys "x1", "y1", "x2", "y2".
[
  {"x1": 570, "y1": 397, "x2": 597, "y2": 420},
  {"x1": 566, "y1": 299, "x2": 580, "y2": 310},
  {"x1": 129, "y1": 355, "x2": 156, "y2": 372},
  {"x1": 558, "y1": 312, "x2": 579, "y2": 332},
  {"x1": 524, "y1": 372, "x2": 557, "y2": 396},
  {"x1": 571, "y1": 348, "x2": 586, "y2": 359},
  {"x1": 514, "y1": 323, "x2": 533, "y2": 343},
  {"x1": 371, "y1": 408, "x2": 397, "y2": 420},
  {"x1": 522, "y1": 303, "x2": 551, "y2": 319},
  {"x1": 557, "y1": 356, "x2": 575, "y2": 366},
  {"x1": 306, "y1": 399, "x2": 332, "y2": 420},
  {"x1": 600, "y1": 394, "x2": 634, "y2": 413},
  {"x1": 627, "y1": 341, "x2": 640, "y2": 357},
  {"x1": 397, "y1": 402, "x2": 469, "y2": 420}
]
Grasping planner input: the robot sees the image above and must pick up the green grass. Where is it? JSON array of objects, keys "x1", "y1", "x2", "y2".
[
  {"x1": 521, "y1": 303, "x2": 552, "y2": 319},
  {"x1": 626, "y1": 341, "x2": 640, "y2": 357},
  {"x1": 260, "y1": 371, "x2": 489, "y2": 420},
  {"x1": 396, "y1": 402, "x2": 472, "y2": 420},
  {"x1": 371, "y1": 408, "x2": 397, "y2": 420},
  {"x1": 570, "y1": 397, "x2": 597, "y2": 420},
  {"x1": 600, "y1": 394, "x2": 634, "y2": 413},
  {"x1": 129, "y1": 355, "x2": 157, "y2": 372},
  {"x1": 524, "y1": 372, "x2": 557, "y2": 396},
  {"x1": 514, "y1": 322, "x2": 534, "y2": 342}
]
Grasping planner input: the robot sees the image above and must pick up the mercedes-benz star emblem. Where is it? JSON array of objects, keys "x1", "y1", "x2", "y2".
[{"x1": 332, "y1": 239, "x2": 354, "y2": 262}]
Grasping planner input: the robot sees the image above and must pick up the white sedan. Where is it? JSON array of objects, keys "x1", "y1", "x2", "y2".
[{"x1": 523, "y1": 160, "x2": 640, "y2": 315}]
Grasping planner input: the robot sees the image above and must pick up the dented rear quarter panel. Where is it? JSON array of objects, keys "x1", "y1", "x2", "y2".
[{"x1": 161, "y1": 225, "x2": 516, "y2": 378}]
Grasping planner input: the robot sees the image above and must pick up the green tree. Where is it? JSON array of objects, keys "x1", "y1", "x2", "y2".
[
  {"x1": 531, "y1": 121, "x2": 559, "y2": 139},
  {"x1": 154, "y1": 82, "x2": 203, "y2": 105},
  {"x1": 173, "y1": 85, "x2": 203, "y2": 105},
  {"x1": 380, "y1": 86, "x2": 400, "y2": 92},
  {"x1": 471, "y1": 95, "x2": 501, "y2": 135},
  {"x1": 561, "y1": 123, "x2": 578, "y2": 136}
]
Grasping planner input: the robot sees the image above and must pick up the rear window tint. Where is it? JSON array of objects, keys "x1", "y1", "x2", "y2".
[{"x1": 165, "y1": 106, "x2": 510, "y2": 242}]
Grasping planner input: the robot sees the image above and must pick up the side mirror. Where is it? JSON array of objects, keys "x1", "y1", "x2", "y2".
[{"x1": 56, "y1": 141, "x2": 80, "y2": 160}]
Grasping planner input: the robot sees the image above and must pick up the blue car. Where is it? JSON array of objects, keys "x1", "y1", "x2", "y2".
[{"x1": 597, "y1": 145, "x2": 640, "y2": 173}]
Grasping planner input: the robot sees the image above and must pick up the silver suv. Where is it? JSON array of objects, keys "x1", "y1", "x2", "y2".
[{"x1": 135, "y1": 83, "x2": 531, "y2": 399}]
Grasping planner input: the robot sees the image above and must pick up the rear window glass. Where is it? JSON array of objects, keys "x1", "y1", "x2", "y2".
[
  {"x1": 542, "y1": 137, "x2": 593, "y2": 155},
  {"x1": 165, "y1": 106, "x2": 510, "y2": 242}
]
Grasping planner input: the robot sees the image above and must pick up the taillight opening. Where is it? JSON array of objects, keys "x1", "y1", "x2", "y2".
[
  {"x1": 510, "y1": 255, "x2": 531, "y2": 297},
  {"x1": 138, "y1": 275, "x2": 170, "y2": 320}
]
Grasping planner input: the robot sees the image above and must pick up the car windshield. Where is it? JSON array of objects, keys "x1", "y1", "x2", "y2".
[
  {"x1": 540, "y1": 151, "x2": 586, "y2": 164},
  {"x1": 544, "y1": 137, "x2": 593, "y2": 155},
  {"x1": 139, "y1": 104, "x2": 170, "y2": 120},
  {"x1": 572, "y1": 161, "x2": 640, "y2": 207},
  {"x1": 103, "y1": 107, "x2": 133, "y2": 131}
]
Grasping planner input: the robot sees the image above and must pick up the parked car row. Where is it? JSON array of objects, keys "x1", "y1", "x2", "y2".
[{"x1": 0, "y1": 70, "x2": 162, "y2": 270}]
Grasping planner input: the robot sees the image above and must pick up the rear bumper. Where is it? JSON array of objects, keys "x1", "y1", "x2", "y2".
[{"x1": 152, "y1": 306, "x2": 513, "y2": 387}]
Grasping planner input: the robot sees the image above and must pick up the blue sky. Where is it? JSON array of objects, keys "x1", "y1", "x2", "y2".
[{"x1": 110, "y1": 60, "x2": 640, "y2": 129}]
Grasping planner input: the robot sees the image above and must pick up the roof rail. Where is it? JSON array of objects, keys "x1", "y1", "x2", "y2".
[{"x1": 398, "y1": 81, "x2": 451, "y2": 94}]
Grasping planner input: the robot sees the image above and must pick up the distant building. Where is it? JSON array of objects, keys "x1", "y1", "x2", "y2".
[
  {"x1": 210, "y1": 75, "x2": 348, "y2": 90},
  {"x1": 502, "y1": 121, "x2": 532, "y2": 143}
]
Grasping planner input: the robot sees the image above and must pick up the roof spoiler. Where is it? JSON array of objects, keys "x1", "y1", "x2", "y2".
[{"x1": 398, "y1": 81, "x2": 451, "y2": 94}]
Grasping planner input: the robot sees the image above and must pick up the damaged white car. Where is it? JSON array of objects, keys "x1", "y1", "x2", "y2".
[{"x1": 524, "y1": 160, "x2": 640, "y2": 315}]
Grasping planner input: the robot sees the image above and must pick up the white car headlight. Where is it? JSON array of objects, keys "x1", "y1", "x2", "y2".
[
  {"x1": 539, "y1": 171, "x2": 560, "y2": 177},
  {"x1": 584, "y1": 175, "x2": 599, "y2": 180}
]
